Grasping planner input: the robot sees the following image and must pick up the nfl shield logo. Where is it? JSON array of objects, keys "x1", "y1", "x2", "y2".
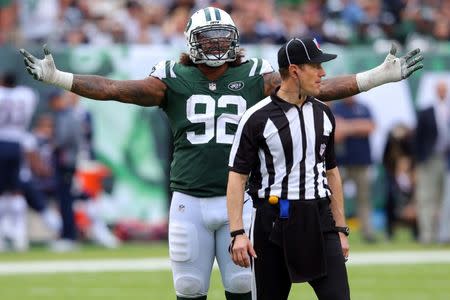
[
  {"x1": 209, "y1": 82, "x2": 217, "y2": 91},
  {"x1": 313, "y1": 38, "x2": 321, "y2": 50}
]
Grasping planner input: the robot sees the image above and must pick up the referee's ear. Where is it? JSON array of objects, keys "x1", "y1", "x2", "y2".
[
  {"x1": 288, "y1": 64, "x2": 301, "y2": 80},
  {"x1": 288, "y1": 64, "x2": 296, "y2": 76}
]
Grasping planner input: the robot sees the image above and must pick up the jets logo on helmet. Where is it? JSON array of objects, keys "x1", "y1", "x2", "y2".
[{"x1": 184, "y1": 7, "x2": 239, "y2": 67}]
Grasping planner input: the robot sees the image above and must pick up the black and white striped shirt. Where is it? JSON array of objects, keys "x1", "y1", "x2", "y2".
[{"x1": 229, "y1": 89, "x2": 337, "y2": 201}]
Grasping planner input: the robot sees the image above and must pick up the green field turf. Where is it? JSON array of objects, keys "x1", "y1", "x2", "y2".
[
  {"x1": 0, "y1": 227, "x2": 443, "y2": 262},
  {"x1": 1, "y1": 229, "x2": 450, "y2": 300},
  {"x1": 1, "y1": 264, "x2": 449, "y2": 300}
]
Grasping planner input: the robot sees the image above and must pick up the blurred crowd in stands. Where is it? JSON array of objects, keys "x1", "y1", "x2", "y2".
[
  {"x1": 1, "y1": 0, "x2": 450, "y2": 49},
  {"x1": 329, "y1": 78, "x2": 450, "y2": 245}
]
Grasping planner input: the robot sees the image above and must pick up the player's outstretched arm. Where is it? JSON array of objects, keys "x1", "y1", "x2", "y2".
[
  {"x1": 263, "y1": 71, "x2": 360, "y2": 100},
  {"x1": 318, "y1": 44, "x2": 424, "y2": 101},
  {"x1": 20, "y1": 45, "x2": 165, "y2": 107}
]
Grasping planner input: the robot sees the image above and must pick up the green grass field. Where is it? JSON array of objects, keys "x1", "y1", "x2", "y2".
[
  {"x1": 2, "y1": 264, "x2": 450, "y2": 300},
  {"x1": 1, "y1": 230, "x2": 450, "y2": 300}
]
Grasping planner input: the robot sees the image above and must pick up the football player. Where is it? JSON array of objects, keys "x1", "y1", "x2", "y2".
[
  {"x1": 0, "y1": 72, "x2": 38, "y2": 251},
  {"x1": 20, "y1": 7, "x2": 423, "y2": 300}
]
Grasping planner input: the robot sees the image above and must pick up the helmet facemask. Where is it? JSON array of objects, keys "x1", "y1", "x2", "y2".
[{"x1": 188, "y1": 24, "x2": 239, "y2": 67}]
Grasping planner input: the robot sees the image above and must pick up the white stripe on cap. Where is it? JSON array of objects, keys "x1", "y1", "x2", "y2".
[
  {"x1": 295, "y1": 38, "x2": 311, "y2": 61},
  {"x1": 285, "y1": 38, "x2": 295, "y2": 65}
]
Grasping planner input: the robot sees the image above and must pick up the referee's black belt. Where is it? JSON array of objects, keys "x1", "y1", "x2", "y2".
[
  {"x1": 252, "y1": 196, "x2": 330, "y2": 207},
  {"x1": 252, "y1": 196, "x2": 335, "y2": 233}
]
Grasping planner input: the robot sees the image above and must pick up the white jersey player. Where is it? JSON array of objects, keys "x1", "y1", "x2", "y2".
[{"x1": 0, "y1": 73, "x2": 38, "y2": 251}]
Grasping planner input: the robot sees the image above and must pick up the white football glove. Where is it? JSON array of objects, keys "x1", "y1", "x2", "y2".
[
  {"x1": 356, "y1": 44, "x2": 424, "y2": 92},
  {"x1": 19, "y1": 44, "x2": 73, "y2": 90}
]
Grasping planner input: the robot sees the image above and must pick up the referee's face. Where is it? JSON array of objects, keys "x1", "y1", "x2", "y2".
[{"x1": 297, "y1": 63, "x2": 326, "y2": 96}]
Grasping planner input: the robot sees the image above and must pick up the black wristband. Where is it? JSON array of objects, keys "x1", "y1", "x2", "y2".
[
  {"x1": 230, "y1": 229, "x2": 245, "y2": 238},
  {"x1": 335, "y1": 226, "x2": 350, "y2": 236}
]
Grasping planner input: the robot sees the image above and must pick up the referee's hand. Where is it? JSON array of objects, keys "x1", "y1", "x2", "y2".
[
  {"x1": 339, "y1": 232, "x2": 350, "y2": 262},
  {"x1": 230, "y1": 234, "x2": 257, "y2": 268}
]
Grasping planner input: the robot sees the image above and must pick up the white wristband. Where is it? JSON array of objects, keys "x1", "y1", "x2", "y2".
[
  {"x1": 52, "y1": 70, "x2": 74, "y2": 90},
  {"x1": 356, "y1": 66, "x2": 384, "y2": 92},
  {"x1": 356, "y1": 54, "x2": 402, "y2": 92}
]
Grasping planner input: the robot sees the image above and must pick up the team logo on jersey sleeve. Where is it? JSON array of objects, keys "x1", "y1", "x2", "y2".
[
  {"x1": 228, "y1": 81, "x2": 244, "y2": 91},
  {"x1": 209, "y1": 82, "x2": 217, "y2": 91}
]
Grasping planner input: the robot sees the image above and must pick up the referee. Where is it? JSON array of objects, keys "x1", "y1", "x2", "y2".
[{"x1": 227, "y1": 38, "x2": 350, "y2": 300}]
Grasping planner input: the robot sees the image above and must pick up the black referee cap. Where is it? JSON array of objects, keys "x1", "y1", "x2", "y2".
[{"x1": 277, "y1": 38, "x2": 337, "y2": 68}]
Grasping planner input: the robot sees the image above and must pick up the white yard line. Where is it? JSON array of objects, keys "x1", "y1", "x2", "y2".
[
  {"x1": 0, "y1": 258, "x2": 171, "y2": 275},
  {"x1": 1, "y1": 250, "x2": 450, "y2": 275},
  {"x1": 347, "y1": 250, "x2": 450, "y2": 265}
]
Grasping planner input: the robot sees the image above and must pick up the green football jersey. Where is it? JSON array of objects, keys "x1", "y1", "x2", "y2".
[{"x1": 151, "y1": 58, "x2": 273, "y2": 197}]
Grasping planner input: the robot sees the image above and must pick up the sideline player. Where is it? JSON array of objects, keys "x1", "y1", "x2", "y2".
[
  {"x1": 0, "y1": 72, "x2": 38, "y2": 251},
  {"x1": 20, "y1": 7, "x2": 423, "y2": 300}
]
